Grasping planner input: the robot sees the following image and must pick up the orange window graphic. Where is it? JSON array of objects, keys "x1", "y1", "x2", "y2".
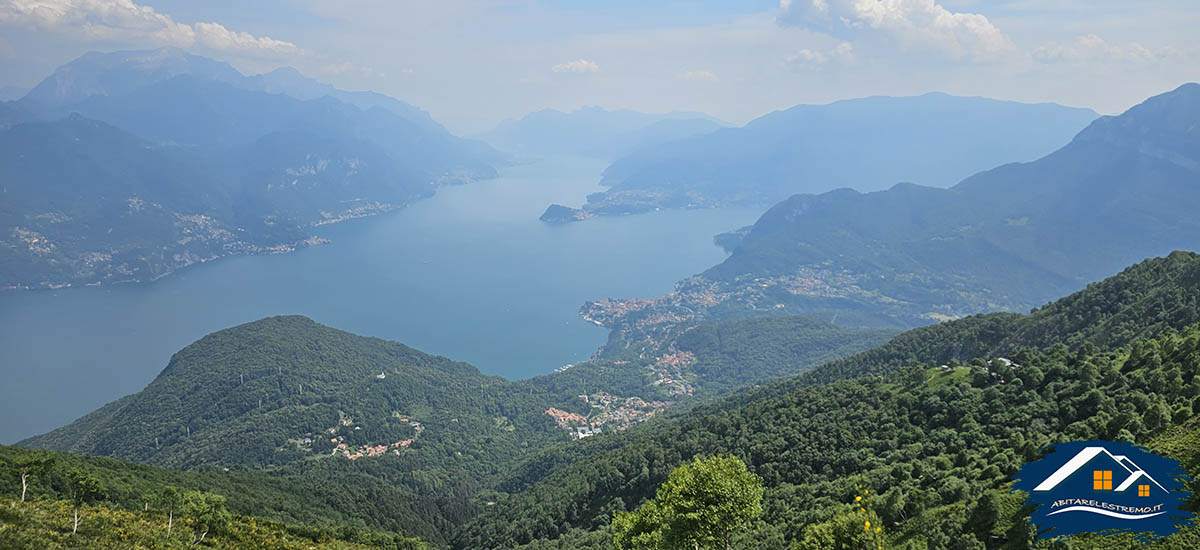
[
  {"x1": 1139, "y1": 485, "x2": 1151, "y2": 497},
  {"x1": 1093, "y1": 470, "x2": 1113, "y2": 490}
]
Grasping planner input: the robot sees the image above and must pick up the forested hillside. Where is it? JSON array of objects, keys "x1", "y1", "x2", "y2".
[
  {"x1": 21, "y1": 316, "x2": 562, "y2": 470},
  {"x1": 16, "y1": 309, "x2": 890, "y2": 544},
  {"x1": 801, "y1": 250, "x2": 1200, "y2": 385},
  {"x1": 456, "y1": 252, "x2": 1200, "y2": 549}
]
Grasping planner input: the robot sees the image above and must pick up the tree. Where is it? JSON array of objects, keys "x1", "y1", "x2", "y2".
[
  {"x1": 183, "y1": 490, "x2": 231, "y2": 546},
  {"x1": 66, "y1": 468, "x2": 105, "y2": 535},
  {"x1": 4, "y1": 451, "x2": 55, "y2": 501},
  {"x1": 965, "y1": 491, "x2": 1002, "y2": 546},
  {"x1": 612, "y1": 499, "x2": 665, "y2": 550},
  {"x1": 799, "y1": 508, "x2": 886, "y2": 550},
  {"x1": 612, "y1": 455, "x2": 764, "y2": 550},
  {"x1": 159, "y1": 485, "x2": 183, "y2": 537}
]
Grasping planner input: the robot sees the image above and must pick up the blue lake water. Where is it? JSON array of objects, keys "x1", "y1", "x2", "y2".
[{"x1": 0, "y1": 157, "x2": 761, "y2": 443}]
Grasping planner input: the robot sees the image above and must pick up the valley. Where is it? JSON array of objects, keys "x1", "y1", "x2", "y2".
[{"x1": 0, "y1": 157, "x2": 762, "y2": 444}]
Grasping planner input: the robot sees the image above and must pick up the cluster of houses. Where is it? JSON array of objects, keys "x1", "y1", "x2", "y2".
[
  {"x1": 331, "y1": 437, "x2": 416, "y2": 460},
  {"x1": 545, "y1": 407, "x2": 588, "y2": 427},
  {"x1": 298, "y1": 411, "x2": 427, "y2": 461},
  {"x1": 647, "y1": 351, "x2": 696, "y2": 396},
  {"x1": 588, "y1": 396, "x2": 669, "y2": 429},
  {"x1": 544, "y1": 392, "x2": 673, "y2": 441}
]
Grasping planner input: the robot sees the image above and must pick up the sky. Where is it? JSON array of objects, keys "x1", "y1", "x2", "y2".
[{"x1": 0, "y1": 0, "x2": 1198, "y2": 133}]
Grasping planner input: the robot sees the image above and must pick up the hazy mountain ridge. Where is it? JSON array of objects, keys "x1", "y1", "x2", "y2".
[
  {"x1": 483, "y1": 106, "x2": 727, "y2": 161},
  {"x1": 0, "y1": 48, "x2": 503, "y2": 289},
  {"x1": 0, "y1": 114, "x2": 302, "y2": 290},
  {"x1": 582, "y1": 84, "x2": 1200, "y2": 338},
  {"x1": 564, "y1": 93, "x2": 1098, "y2": 218}
]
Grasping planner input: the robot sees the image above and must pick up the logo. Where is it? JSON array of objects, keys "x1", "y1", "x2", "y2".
[{"x1": 1013, "y1": 440, "x2": 1193, "y2": 540}]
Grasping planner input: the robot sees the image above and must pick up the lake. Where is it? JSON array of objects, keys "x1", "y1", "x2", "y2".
[{"x1": 0, "y1": 157, "x2": 761, "y2": 443}]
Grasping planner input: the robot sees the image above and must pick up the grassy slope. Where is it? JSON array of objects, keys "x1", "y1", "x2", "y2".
[{"x1": 0, "y1": 497, "x2": 423, "y2": 550}]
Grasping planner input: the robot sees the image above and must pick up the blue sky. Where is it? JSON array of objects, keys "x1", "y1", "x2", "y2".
[{"x1": 1, "y1": 1, "x2": 1197, "y2": 132}]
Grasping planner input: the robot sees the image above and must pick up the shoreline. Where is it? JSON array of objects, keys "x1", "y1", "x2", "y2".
[{"x1": 1, "y1": 174, "x2": 496, "y2": 293}]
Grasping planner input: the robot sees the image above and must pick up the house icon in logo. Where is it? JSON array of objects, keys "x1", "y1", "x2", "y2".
[
  {"x1": 1033, "y1": 446, "x2": 1169, "y2": 504},
  {"x1": 1013, "y1": 440, "x2": 1193, "y2": 539}
]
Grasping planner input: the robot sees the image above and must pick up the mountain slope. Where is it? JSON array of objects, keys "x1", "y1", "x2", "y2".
[
  {"x1": 581, "y1": 84, "x2": 1200, "y2": 335},
  {"x1": 2, "y1": 48, "x2": 502, "y2": 289},
  {"x1": 0, "y1": 445, "x2": 430, "y2": 547},
  {"x1": 21, "y1": 47, "x2": 243, "y2": 107},
  {"x1": 16, "y1": 312, "x2": 893, "y2": 543},
  {"x1": 0, "y1": 115, "x2": 303, "y2": 289},
  {"x1": 23, "y1": 310, "x2": 892, "y2": 470},
  {"x1": 455, "y1": 252, "x2": 1200, "y2": 549},
  {"x1": 708, "y1": 83, "x2": 1200, "y2": 325},
  {"x1": 575, "y1": 93, "x2": 1098, "y2": 216},
  {"x1": 241, "y1": 66, "x2": 448, "y2": 137},
  {"x1": 21, "y1": 316, "x2": 561, "y2": 470}
]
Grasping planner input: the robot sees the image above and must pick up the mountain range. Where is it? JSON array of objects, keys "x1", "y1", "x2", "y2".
[
  {"x1": 482, "y1": 106, "x2": 727, "y2": 160},
  {"x1": 581, "y1": 83, "x2": 1200, "y2": 338},
  {"x1": 559, "y1": 93, "x2": 1097, "y2": 218},
  {"x1": 0, "y1": 48, "x2": 502, "y2": 290}
]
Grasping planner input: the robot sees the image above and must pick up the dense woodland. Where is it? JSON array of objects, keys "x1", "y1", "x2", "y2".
[{"x1": 454, "y1": 252, "x2": 1200, "y2": 549}]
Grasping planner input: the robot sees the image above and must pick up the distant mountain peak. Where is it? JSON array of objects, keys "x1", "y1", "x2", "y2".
[
  {"x1": 24, "y1": 47, "x2": 243, "y2": 105},
  {"x1": 263, "y1": 66, "x2": 305, "y2": 77}
]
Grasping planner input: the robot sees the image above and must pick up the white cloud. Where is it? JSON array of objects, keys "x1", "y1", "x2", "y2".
[
  {"x1": 785, "y1": 42, "x2": 854, "y2": 69},
  {"x1": 681, "y1": 69, "x2": 719, "y2": 82},
  {"x1": 1032, "y1": 34, "x2": 1169, "y2": 65},
  {"x1": 778, "y1": 0, "x2": 1012, "y2": 60},
  {"x1": 0, "y1": 0, "x2": 299, "y2": 56},
  {"x1": 552, "y1": 58, "x2": 600, "y2": 74},
  {"x1": 318, "y1": 60, "x2": 392, "y2": 79},
  {"x1": 192, "y1": 21, "x2": 297, "y2": 55}
]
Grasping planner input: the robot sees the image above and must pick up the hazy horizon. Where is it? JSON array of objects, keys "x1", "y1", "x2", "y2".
[{"x1": 3, "y1": 1, "x2": 1199, "y2": 133}]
